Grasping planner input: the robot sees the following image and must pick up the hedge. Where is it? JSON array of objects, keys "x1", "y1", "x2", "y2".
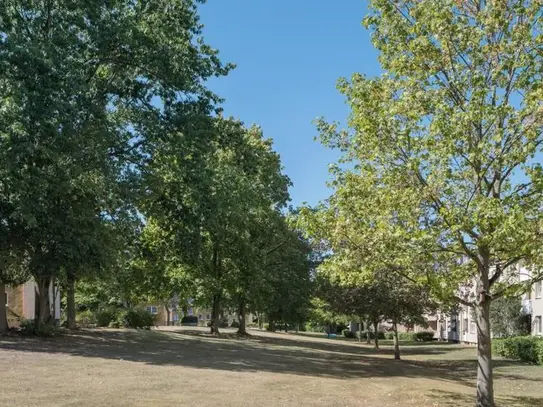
[
  {"x1": 493, "y1": 336, "x2": 543, "y2": 365},
  {"x1": 356, "y1": 331, "x2": 385, "y2": 340}
]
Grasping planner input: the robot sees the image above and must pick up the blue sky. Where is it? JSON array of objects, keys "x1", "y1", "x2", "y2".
[{"x1": 198, "y1": 0, "x2": 381, "y2": 207}]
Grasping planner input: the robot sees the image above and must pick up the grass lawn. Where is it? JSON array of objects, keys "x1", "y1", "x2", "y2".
[{"x1": 0, "y1": 327, "x2": 542, "y2": 407}]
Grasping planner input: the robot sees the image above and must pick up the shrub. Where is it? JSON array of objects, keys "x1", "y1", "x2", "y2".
[
  {"x1": 385, "y1": 332, "x2": 394, "y2": 340},
  {"x1": 246, "y1": 322, "x2": 258, "y2": 328},
  {"x1": 94, "y1": 308, "x2": 117, "y2": 327},
  {"x1": 493, "y1": 336, "x2": 543, "y2": 365},
  {"x1": 219, "y1": 319, "x2": 229, "y2": 328},
  {"x1": 181, "y1": 316, "x2": 198, "y2": 325},
  {"x1": 356, "y1": 331, "x2": 385, "y2": 340},
  {"x1": 20, "y1": 319, "x2": 58, "y2": 337},
  {"x1": 230, "y1": 320, "x2": 240, "y2": 328},
  {"x1": 108, "y1": 320, "x2": 121, "y2": 328},
  {"x1": 398, "y1": 332, "x2": 416, "y2": 341},
  {"x1": 76, "y1": 310, "x2": 97, "y2": 328},
  {"x1": 264, "y1": 323, "x2": 272, "y2": 331},
  {"x1": 118, "y1": 308, "x2": 156, "y2": 329},
  {"x1": 414, "y1": 331, "x2": 435, "y2": 342},
  {"x1": 343, "y1": 329, "x2": 355, "y2": 338}
]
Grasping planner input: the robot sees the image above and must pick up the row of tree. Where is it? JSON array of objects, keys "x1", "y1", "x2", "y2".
[
  {"x1": 299, "y1": 1, "x2": 543, "y2": 407},
  {"x1": 0, "y1": 1, "x2": 312, "y2": 335}
]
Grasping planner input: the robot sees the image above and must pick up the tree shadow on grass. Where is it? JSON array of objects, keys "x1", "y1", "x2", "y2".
[
  {"x1": 0, "y1": 328, "x2": 539, "y2": 388},
  {"x1": 430, "y1": 390, "x2": 543, "y2": 407}
]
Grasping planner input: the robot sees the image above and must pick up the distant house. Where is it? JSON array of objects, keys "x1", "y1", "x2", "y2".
[
  {"x1": 143, "y1": 304, "x2": 180, "y2": 326},
  {"x1": 5, "y1": 280, "x2": 61, "y2": 326}
]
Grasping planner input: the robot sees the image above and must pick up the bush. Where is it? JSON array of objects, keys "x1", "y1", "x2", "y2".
[
  {"x1": 219, "y1": 319, "x2": 229, "y2": 328},
  {"x1": 20, "y1": 319, "x2": 58, "y2": 337},
  {"x1": 247, "y1": 322, "x2": 258, "y2": 328},
  {"x1": 413, "y1": 331, "x2": 435, "y2": 342},
  {"x1": 181, "y1": 315, "x2": 198, "y2": 325},
  {"x1": 356, "y1": 330, "x2": 385, "y2": 340},
  {"x1": 230, "y1": 320, "x2": 240, "y2": 328},
  {"x1": 343, "y1": 329, "x2": 355, "y2": 338},
  {"x1": 117, "y1": 308, "x2": 156, "y2": 329},
  {"x1": 94, "y1": 308, "x2": 117, "y2": 327},
  {"x1": 264, "y1": 323, "x2": 272, "y2": 331},
  {"x1": 108, "y1": 320, "x2": 121, "y2": 328},
  {"x1": 397, "y1": 332, "x2": 416, "y2": 341},
  {"x1": 76, "y1": 310, "x2": 97, "y2": 327},
  {"x1": 385, "y1": 332, "x2": 394, "y2": 340},
  {"x1": 493, "y1": 336, "x2": 543, "y2": 365}
]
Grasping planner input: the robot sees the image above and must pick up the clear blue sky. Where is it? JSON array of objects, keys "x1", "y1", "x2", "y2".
[{"x1": 198, "y1": 0, "x2": 381, "y2": 207}]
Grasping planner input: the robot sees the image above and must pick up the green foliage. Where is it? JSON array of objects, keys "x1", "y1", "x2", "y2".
[
  {"x1": 385, "y1": 332, "x2": 394, "y2": 340},
  {"x1": 490, "y1": 297, "x2": 532, "y2": 338},
  {"x1": 413, "y1": 332, "x2": 435, "y2": 342},
  {"x1": 94, "y1": 309, "x2": 118, "y2": 328},
  {"x1": 343, "y1": 329, "x2": 355, "y2": 338},
  {"x1": 19, "y1": 320, "x2": 58, "y2": 337},
  {"x1": 230, "y1": 321, "x2": 240, "y2": 328},
  {"x1": 76, "y1": 310, "x2": 97, "y2": 328},
  {"x1": 117, "y1": 309, "x2": 156, "y2": 329},
  {"x1": 357, "y1": 331, "x2": 385, "y2": 340},
  {"x1": 493, "y1": 337, "x2": 543, "y2": 365}
]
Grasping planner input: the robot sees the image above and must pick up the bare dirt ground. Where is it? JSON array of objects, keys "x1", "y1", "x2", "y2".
[{"x1": 0, "y1": 327, "x2": 542, "y2": 407}]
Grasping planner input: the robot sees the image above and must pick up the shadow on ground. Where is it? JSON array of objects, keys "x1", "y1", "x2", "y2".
[
  {"x1": 430, "y1": 390, "x2": 543, "y2": 407},
  {"x1": 0, "y1": 328, "x2": 540, "y2": 391}
]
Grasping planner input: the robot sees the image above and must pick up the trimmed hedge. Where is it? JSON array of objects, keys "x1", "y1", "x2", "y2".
[
  {"x1": 395, "y1": 331, "x2": 435, "y2": 342},
  {"x1": 493, "y1": 336, "x2": 543, "y2": 365}
]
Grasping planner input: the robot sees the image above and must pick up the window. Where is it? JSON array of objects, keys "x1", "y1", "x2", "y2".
[
  {"x1": 535, "y1": 316, "x2": 542, "y2": 335},
  {"x1": 470, "y1": 321, "x2": 476, "y2": 334},
  {"x1": 146, "y1": 306, "x2": 158, "y2": 314},
  {"x1": 463, "y1": 319, "x2": 468, "y2": 333},
  {"x1": 536, "y1": 281, "x2": 542, "y2": 299},
  {"x1": 206, "y1": 314, "x2": 210, "y2": 320},
  {"x1": 198, "y1": 314, "x2": 203, "y2": 320}
]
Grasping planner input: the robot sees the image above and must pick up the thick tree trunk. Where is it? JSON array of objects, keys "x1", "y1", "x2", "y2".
[
  {"x1": 36, "y1": 277, "x2": 52, "y2": 325},
  {"x1": 366, "y1": 319, "x2": 371, "y2": 344},
  {"x1": 475, "y1": 300, "x2": 494, "y2": 407},
  {"x1": 358, "y1": 317, "x2": 363, "y2": 342},
  {"x1": 237, "y1": 301, "x2": 246, "y2": 335},
  {"x1": 66, "y1": 275, "x2": 76, "y2": 330},
  {"x1": 210, "y1": 293, "x2": 221, "y2": 335},
  {"x1": 393, "y1": 321, "x2": 401, "y2": 360},
  {"x1": 0, "y1": 282, "x2": 8, "y2": 334},
  {"x1": 373, "y1": 321, "x2": 379, "y2": 349}
]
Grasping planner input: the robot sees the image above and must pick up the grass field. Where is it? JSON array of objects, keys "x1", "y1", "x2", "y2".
[{"x1": 1, "y1": 327, "x2": 542, "y2": 407}]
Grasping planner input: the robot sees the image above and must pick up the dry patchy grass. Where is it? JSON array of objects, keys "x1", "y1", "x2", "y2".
[{"x1": 0, "y1": 327, "x2": 542, "y2": 407}]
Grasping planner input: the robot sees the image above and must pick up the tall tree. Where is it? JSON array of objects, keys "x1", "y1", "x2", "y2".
[
  {"x1": 314, "y1": 1, "x2": 543, "y2": 405},
  {"x1": 0, "y1": 0, "x2": 231, "y2": 324}
]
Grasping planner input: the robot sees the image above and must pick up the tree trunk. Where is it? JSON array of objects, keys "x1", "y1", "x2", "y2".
[
  {"x1": 36, "y1": 277, "x2": 52, "y2": 325},
  {"x1": 366, "y1": 319, "x2": 371, "y2": 344},
  {"x1": 373, "y1": 321, "x2": 379, "y2": 349},
  {"x1": 0, "y1": 282, "x2": 8, "y2": 334},
  {"x1": 475, "y1": 299, "x2": 494, "y2": 407},
  {"x1": 393, "y1": 320, "x2": 401, "y2": 360},
  {"x1": 237, "y1": 301, "x2": 246, "y2": 335},
  {"x1": 210, "y1": 292, "x2": 221, "y2": 335},
  {"x1": 358, "y1": 317, "x2": 363, "y2": 342},
  {"x1": 165, "y1": 305, "x2": 171, "y2": 326},
  {"x1": 66, "y1": 275, "x2": 76, "y2": 330}
]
